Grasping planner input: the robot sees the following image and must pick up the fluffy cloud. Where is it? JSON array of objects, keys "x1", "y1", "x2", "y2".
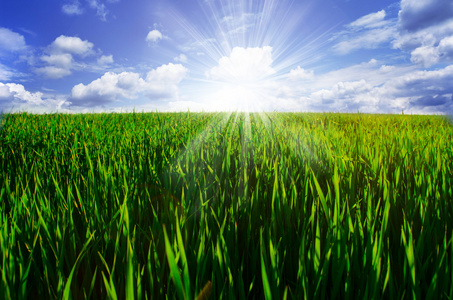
[
  {"x1": 71, "y1": 72, "x2": 144, "y2": 106},
  {"x1": 398, "y1": 0, "x2": 453, "y2": 32},
  {"x1": 395, "y1": 0, "x2": 453, "y2": 67},
  {"x1": 0, "y1": 82, "x2": 68, "y2": 112},
  {"x1": 97, "y1": 55, "x2": 114, "y2": 65},
  {"x1": 70, "y1": 63, "x2": 188, "y2": 107},
  {"x1": 36, "y1": 36, "x2": 95, "y2": 79},
  {"x1": 288, "y1": 66, "x2": 314, "y2": 80},
  {"x1": 410, "y1": 35, "x2": 453, "y2": 67},
  {"x1": 0, "y1": 83, "x2": 44, "y2": 105},
  {"x1": 0, "y1": 27, "x2": 26, "y2": 52},
  {"x1": 146, "y1": 30, "x2": 163, "y2": 43},
  {"x1": 298, "y1": 64, "x2": 453, "y2": 113},
  {"x1": 41, "y1": 53, "x2": 73, "y2": 68},
  {"x1": 206, "y1": 46, "x2": 275, "y2": 82},
  {"x1": 51, "y1": 35, "x2": 94, "y2": 56},
  {"x1": 309, "y1": 80, "x2": 374, "y2": 110},
  {"x1": 174, "y1": 54, "x2": 187, "y2": 63}
]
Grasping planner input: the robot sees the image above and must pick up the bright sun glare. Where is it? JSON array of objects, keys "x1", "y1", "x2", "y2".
[
  {"x1": 169, "y1": 0, "x2": 319, "y2": 112},
  {"x1": 206, "y1": 46, "x2": 277, "y2": 111}
]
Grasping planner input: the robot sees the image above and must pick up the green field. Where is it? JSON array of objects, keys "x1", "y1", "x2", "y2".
[{"x1": 1, "y1": 112, "x2": 452, "y2": 299}]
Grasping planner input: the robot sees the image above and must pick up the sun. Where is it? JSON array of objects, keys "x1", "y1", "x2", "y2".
[
  {"x1": 166, "y1": 0, "x2": 320, "y2": 112},
  {"x1": 204, "y1": 46, "x2": 278, "y2": 111}
]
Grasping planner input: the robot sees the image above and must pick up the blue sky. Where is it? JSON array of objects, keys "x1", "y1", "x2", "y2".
[{"x1": 1, "y1": 0, "x2": 453, "y2": 113}]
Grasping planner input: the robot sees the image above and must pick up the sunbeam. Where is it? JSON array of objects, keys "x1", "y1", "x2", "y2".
[{"x1": 166, "y1": 0, "x2": 332, "y2": 111}]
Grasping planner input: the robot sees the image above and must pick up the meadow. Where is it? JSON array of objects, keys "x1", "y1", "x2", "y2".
[{"x1": 0, "y1": 111, "x2": 452, "y2": 299}]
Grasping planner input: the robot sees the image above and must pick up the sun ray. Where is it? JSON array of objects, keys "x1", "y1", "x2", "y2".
[{"x1": 163, "y1": 0, "x2": 335, "y2": 112}]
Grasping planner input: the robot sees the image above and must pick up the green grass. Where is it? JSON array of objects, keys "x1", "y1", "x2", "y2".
[{"x1": 1, "y1": 111, "x2": 453, "y2": 299}]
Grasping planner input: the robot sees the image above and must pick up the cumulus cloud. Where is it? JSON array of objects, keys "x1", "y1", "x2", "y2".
[
  {"x1": 310, "y1": 80, "x2": 373, "y2": 110},
  {"x1": 0, "y1": 27, "x2": 26, "y2": 52},
  {"x1": 395, "y1": 0, "x2": 453, "y2": 67},
  {"x1": 0, "y1": 82, "x2": 69, "y2": 112},
  {"x1": 51, "y1": 35, "x2": 94, "y2": 56},
  {"x1": 70, "y1": 63, "x2": 188, "y2": 107},
  {"x1": 174, "y1": 54, "x2": 187, "y2": 63},
  {"x1": 410, "y1": 35, "x2": 453, "y2": 67},
  {"x1": 36, "y1": 35, "x2": 95, "y2": 79},
  {"x1": 288, "y1": 66, "x2": 314, "y2": 80},
  {"x1": 298, "y1": 64, "x2": 453, "y2": 114},
  {"x1": 398, "y1": 0, "x2": 453, "y2": 32},
  {"x1": 146, "y1": 30, "x2": 163, "y2": 43},
  {"x1": 71, "y1": 72, "x2": 144, "y2": 106},
  {"x1": 41, "y1": 53, "x2": 73, "y2": 68},
  {"x1": 206, "y1": 46, "x2": 276, "y2": 83},
  {"x1": 97, "y1": 54, "x2": 114, "y2": 65},
  {"x1": 146, "y1": 63, "x2": 187, "y2": 82}
]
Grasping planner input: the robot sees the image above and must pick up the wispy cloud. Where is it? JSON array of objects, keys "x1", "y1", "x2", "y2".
[
  {"x1": 332, "y1": 10, "x2": 396, "y2": 54},
  {"x1": 62, "y1": 1, "x2": 84, "y2": 16}
]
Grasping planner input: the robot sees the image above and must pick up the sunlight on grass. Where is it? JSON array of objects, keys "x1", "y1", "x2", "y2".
[{"x1": 1, "y1": 111, "x2": 452, "y2": 299}]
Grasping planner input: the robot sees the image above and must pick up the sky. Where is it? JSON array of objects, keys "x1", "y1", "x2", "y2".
[{"x1": 1, "y1": 0, "x2": 453, "y2": 114}]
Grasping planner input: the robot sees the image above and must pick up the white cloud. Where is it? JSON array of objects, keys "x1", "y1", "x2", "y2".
[
  {"x1": 87, "y1": 0, "x2": 108, "y2": 21},
  {"x1": 70, "y1": 63, "x2": 188, "y2": 107},
  {"x1": 333, "y1": 27, "x2": 396, "y2": 54},
  {"x1": 146, "y1": 30, "x2": 163, "y2": 43},
  {"x1": 97, "y1": 54, "x2": 114, "y2": 65},
  {"x1": 71, "y1": 72, "x2": 144, "y2": 105},
  {"x1": 36, "y1": 35, "x2": 96, "y2": 78},
  {"x1": 331, "y1": 9, "x2": 397, "y2": 55},
  {"x1": 41, "y1": 53, "x2": 73, "y2": 69},
  {"x1": 145, "y1": 63, "x2": 188, "y2": 98},
  {"x1": 398, "y1": 0, "x2": 453, "y2": 33},
  {"x1": 410, "y1": 46, "x2": 439, "y2": 67},
  {"x1": 410, "y1": 35, "x2": 453, "y2": 67},
  {"x1": 379, "y1": 65, "x2": 395, "y2": 73},
  {"x1": 36, "y1": 66, "x2": 72, "y2": 79},
  {"x1": 394, "y1": 0, "x2": 453, "y2": 67},
  {"x1": 146, "y1": 63, "x2": 187, "y2": 83},
  {"x1": 288, "y1": 66, "x2": 314, "y2": 80},
  {"x1": 174, "y1": 54, "x2": 187, "y2": 63},
  {"x1": 0, "y1": 63, "x2": 13, "y2": 81},
  {"x1": 0, "y1": 27, "x2": 26, "y2": 52},
  {"x1": 297, "y1": 64, "x2": 453, "y2": 114},
  {"x1": 0, "y1": 83, "x2": 44, "y2": 105},
  {"x1": 62, "y1": 0, "x2": 118, "y2": 20},
  {"x1": 310, "y1": 79, "x2": 373, "y2": 110},
  {"x1": 62, "y1": 1, "x2": 83, "y2": 15},
  {"x1": 349, "y1": 10, "x2": 387, "y2": 28},
  {"x1": 206, "y1": 46, "x2": 275, "y2": 82},
  {"x1": 0, "y1": 82, "x2": 69, "y2": 113},
  {"x1": 51, "y1": 35, "x2": 94, "y2": 56}
]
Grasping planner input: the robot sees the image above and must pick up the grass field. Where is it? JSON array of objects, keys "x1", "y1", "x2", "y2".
[{"x1": 1, "y1": 111, "x2": 453, "y2": 299}]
